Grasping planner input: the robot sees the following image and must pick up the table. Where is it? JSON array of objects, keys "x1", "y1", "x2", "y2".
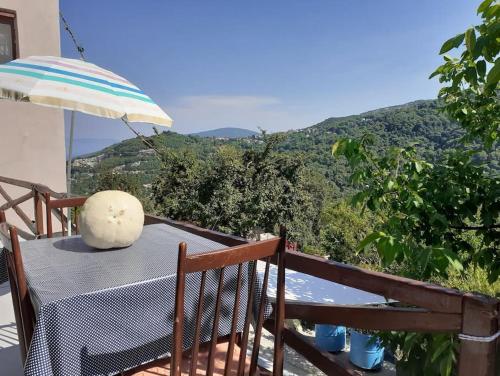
[
  {"x1": 258, "y1": 261, "x2": 389, "y2": 305},
  {"x1": 13, "y1": 224, "x2": 252, "y2": 376}
]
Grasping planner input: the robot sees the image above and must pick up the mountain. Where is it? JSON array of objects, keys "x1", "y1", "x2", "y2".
[
  {"x1": 67, "y1": 138, "x2": 119, "y2": 157},
  {"x1": 189, "y1": 127, "x2": 259, "y2": 139},
  {"x1": 71, "y1": 99, "x2": 498, "y2": 195}
]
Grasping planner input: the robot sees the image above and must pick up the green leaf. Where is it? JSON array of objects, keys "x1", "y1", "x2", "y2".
[
  {"x1": 429, "y1": 66, "x2": 443, "y2": 79},
  {"x1": 478, "y1": 0, "x2": 494, "y2": 14},
  {"x1": 486, "y1": 58, "x2": 500, "y2": 88},
  {"x1": 331, "y1": 141, "x2": 341, "y2": 156},
  {"x1": 412, "y1": 193, "x2": 423, "y2": 207},
  {"x1": 465, "y1": 28, "x2": 476, "y2": 53},
  {"x1": 439, "y1": 352, "x2": 453, "y2": 376},
  {"x1": 401, "y1": 332, "x2": 418, "y2": 355},
  {"x1": 431, "y1": 338, "x2": 450, "y2": 362},
  {"x1": 440, "y1": 33, "x2": 465, "y2": 54},
  {"x1": 476, "y1": 60, "x2": 487, "y2": 77},
  {"x1": 377, "y1": 236, "x2": 398, "y2": 264},
  {"x1": 357, "y1": 231, "x2": 384, "y2": 252}
]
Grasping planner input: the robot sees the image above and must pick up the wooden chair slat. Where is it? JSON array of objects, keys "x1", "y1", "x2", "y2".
[
  {"x1": 237, "y1": 261, "x2": 258, "y2": 376},
  {"x1": 189, "y1": 270, "x2": 207, "y2": 376},
  {"x1": 206, "y1": 267, "x2": 225, "y2": 376},
  {"x1": 169, "y1": 228, "x2": 286, "y2": 376},
  {"x1": 44, "y1": 193, "x2": 86, "y2": 238},
  {"x1": 249, "y1": 257, "x2": 271, "y2": 376},
  {"x1": 224, "y1": 263, "x2": 243, "y2": 376}
]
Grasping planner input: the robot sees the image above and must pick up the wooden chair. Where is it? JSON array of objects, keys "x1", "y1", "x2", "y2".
[
  {"x1": 0, "y1": 213, "x2": 35, "y2": 363},
  {"x1": 128, "y1": 228, "x2": 287, "y2": 376},
  {"x1": 43, "y1": 193, "x2": 87, "y2": 238}
]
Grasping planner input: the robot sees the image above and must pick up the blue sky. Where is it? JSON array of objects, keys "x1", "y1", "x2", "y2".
[{"x1": 60, "y1": 0, "x2": 479, "y2": 146}]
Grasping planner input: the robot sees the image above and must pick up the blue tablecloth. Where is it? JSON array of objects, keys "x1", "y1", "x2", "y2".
[{"x1": 10, "y1": 224, "x2": 255, "y2": 376}]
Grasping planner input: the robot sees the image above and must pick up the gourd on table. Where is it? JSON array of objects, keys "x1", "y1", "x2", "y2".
[{"x1": 79, "y1": 190, "x2": 144, "y2": 249}]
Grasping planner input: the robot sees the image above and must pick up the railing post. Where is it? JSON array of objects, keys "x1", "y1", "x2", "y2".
[
  {"x1": 458, "y1": 294, "x2": 499, "y2": 375},
  {"x1": 33, "y1": 190, "x2": 43, "y2": 236},
  {"x1": 273, "y1": 225, "x2": 287, "y2": 376}
]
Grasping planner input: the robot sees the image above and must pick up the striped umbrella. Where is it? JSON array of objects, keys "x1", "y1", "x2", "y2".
[
  {"x1": 0, "y1": 56, "x2": 172, "y2": 125},
  {"x1": 0, "y1": 56, "x2": 173, "y2": 234}
]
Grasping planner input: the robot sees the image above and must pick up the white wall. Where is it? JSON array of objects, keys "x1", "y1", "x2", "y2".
[{"x1": 0, "y1": 0, "x2": 65, "y2": 230}]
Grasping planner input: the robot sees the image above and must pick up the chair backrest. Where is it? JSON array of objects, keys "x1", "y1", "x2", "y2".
[
  {"x1": 44, "y1": 193, "x2": 87, "y2": 238},
  {"x1": 0, "y1": 214, "x2": 35, "y2": 363},
  {"x1": 171, "y1": 227, "x2": 287, "y2": 376}
]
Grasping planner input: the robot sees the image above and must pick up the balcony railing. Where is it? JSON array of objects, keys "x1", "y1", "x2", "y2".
[{"x1": 0, "y1": 175, "x2": 498, "y2": 375}]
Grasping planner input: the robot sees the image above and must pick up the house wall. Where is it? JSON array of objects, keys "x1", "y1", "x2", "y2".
[{"x1": 0, "y1": 0, "x2": 65, "y2": 231}]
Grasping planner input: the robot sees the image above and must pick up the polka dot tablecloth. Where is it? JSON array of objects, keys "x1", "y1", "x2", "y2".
[
  {"x1": 10, "y1": 224, "x2": 261, "y2": 376},
  {"x1": 0, "y1": 247, "x2": 7, "y2": 285}
]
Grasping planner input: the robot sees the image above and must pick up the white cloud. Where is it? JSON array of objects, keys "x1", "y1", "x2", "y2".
[
  {"x1": 166, "y1": 95, "x2": 320, "y2": 133},
  {"x1": 177, "y1": 95, "x2": 281, "y2": 108}
]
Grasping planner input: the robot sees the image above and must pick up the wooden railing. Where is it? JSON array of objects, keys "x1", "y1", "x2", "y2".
[
  {"x1": 265, "y1": 251, "x2": 499, "y2": 376},
  {"x1": 148, "y1": 215, "x2": 500, "y2": 375},
  {"x1": 0, "y1": 175, "x2": 81, "y2": 239},
  {"x1": 1, "y1": 175, "x2": 498, "y2": 375}
]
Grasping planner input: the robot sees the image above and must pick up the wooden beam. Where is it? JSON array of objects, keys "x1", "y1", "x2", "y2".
[
  {"x1": 264, "y1": 320, "x2": 367, "y2": 376},
  {"x1": 458, "y1": 294, "x2": 499, "y2": 375},
  {"x1": 184, "y1": 238, "x2": 280, "y2": 273},
  {"x1": 273, "y1": 226, "x2": 287, "y2": 376},
  {"x1": 46, "y1": 196, "x2": 87, "y2": 209},
  {"x1": 285, "y1": 301, "x2": 462, "y2": 332},
  {"x1": 0, "y1": 192, "x2": 33, "y2": 210},
  {"x1": 144, "y1": 214, "x2": 249, "y2": 246},
  {"x1": 33, "y1": 191, "x2": 43, "y2": 236},
  {"x1": 0, "y1": 185, "x2": 36, "y2": 234},
  {"x1": 284, "y1": 250, "x2": 464, "y2": 313}
]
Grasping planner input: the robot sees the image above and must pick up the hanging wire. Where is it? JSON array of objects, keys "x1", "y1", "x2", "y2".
[
  {"x1": 59, "y1": 12, "x2": 85, "y2": 61},
  {"x1": 59, "y1": 11, "x2": 163, "y2": 158}
]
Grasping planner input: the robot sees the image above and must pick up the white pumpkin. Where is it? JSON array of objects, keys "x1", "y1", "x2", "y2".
[{"x1": 79, "y1": 190, "x2": 144, "y2": 249}]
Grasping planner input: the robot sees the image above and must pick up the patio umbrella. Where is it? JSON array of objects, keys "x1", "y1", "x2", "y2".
[{"x1": 0, "y1": 55, "x2": 173, "y2": 233}]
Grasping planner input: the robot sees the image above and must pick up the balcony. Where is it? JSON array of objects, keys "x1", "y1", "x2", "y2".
[{"x1": 0, "y1": 175, "x2": 497, "y2": 375}]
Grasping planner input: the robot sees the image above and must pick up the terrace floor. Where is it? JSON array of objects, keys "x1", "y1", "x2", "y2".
[{"x1": 0, "y1": 281, "x2": 23, "y2": 375}]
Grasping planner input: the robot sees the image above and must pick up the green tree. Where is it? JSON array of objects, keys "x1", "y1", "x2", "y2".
[
  {"x1": 152, "y1": 134, "x2": 330, "y2": 247},
  {"x1": 332, "y1": 1, "x2": 499, "y2": 374},
  {"x1": 95, "y1": 170, "x2": 142, "y2": 196},
  {"x1": 94, "y1": 170, "x2": 155, "y2": 213},
  {"x1": 152, "y1": 149, "x2": 203, "y2": 221},
  {"x1": 318, "y1": 201, "x2": 380, "y2": 265}
]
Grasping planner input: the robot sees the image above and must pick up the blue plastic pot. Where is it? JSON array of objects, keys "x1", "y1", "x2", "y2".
[
  {"x1": 349, "y1": 330, "x2": 384, "y2": 370},
  {"x1": 315, "y1": 324, "x2": 346, "y2": 352}
]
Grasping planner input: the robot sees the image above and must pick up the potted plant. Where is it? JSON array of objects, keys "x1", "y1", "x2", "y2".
[
  {"x1": 349, "y1": 329, "x2": 384, "y2": 370},
  {"x1": 315, "y1": 324, "x2": 346, "y2": 352}
]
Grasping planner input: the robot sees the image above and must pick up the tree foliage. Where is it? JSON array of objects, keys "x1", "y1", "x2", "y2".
[
  {"x1": 333, "y1": 0, "x2": 499, "y2": 284},
  {"x1": 152, "y1": 134, "x2": 330, "y2": 246},
  {"x1": 430, "y1": 0, "x2": 499, "y2": 148},
  {"x1": 317, "y1": 201, "x2": 380, "y2": 265},
  {"x1": 333, "y1": 2, "x2": 499, "y2": 374}
]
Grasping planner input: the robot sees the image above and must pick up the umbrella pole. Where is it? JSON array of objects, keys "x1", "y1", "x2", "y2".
[{"x1": 66, "y1": 111, "x2": 76, "y2": 236}]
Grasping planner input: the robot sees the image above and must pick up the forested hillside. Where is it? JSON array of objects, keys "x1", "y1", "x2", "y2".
[{"x1": 72, "y1": 99, "x2": 497, "y2": 195}]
